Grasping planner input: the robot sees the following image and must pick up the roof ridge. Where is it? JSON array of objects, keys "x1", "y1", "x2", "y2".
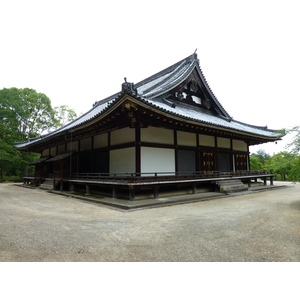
[
  {"x1": 135, "y1": 53, "x2": 198, "y2": 89},
  {"x1": 194, "y1": 63, "x2": 231, "y2": 119},
  {"x1": 140, "y1": 59, "x2": 189, "y2": 96},
  {"x1": 143, "y1": 60, "x2": 197, "y2": 98}
]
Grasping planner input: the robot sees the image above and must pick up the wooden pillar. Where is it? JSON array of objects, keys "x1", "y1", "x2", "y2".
[
  {"x1": 85, "y1": 184, "x2": 90, "y2": 195},
  {"x1": 70, "y1": 183, "x2": 74, "y2": 193},
  {"x1": 192, "y1": 183, "x2": 197, "y2": 194},
  {"x1": 135, "y1": 125, "x2": 141, "y2": 175},
  {"x1": 174, "y1": 130, "x2": 178, "y2": 173},
  {"x1": 112, "y1": 187, "x2": 118, "y2": 199},
  {"x1": 60, "y1": 180, "x2": 63, "y2": 191},
  {"x1": 270, "y1": 176, "x2": 274, "y2": 186},
  {"x1": 248, "y1": 180, "x2": 252, "y2": 188},
  {"x1": 230, "y1": 139, "x2": 234, "y2": 172},
  {"x1": 246, "y1": 143, "x2": 250, "y2": 171},
  {"x1": 154, "y1": 185, "x2": 160, "y2": 198},
  {"x1": 263, "y1": 178, "x2": 267, "y2": 186},
  {"x1": 129, "y1": 186, "x2": 135, "y2": 201}
]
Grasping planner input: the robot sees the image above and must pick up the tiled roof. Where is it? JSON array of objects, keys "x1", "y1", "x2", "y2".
[
  {"x1": 138, "y1": 97, "x2": 281, "y2": 138},
  {"x1": 136, "y1": 58, "x2": 195, "y2": 97},
  {"x1": 135, "y1": 53, "x2": 230, "y2": 118},
  {"x1": 15, "y1": 53, "x2": 284, "y2": 149}
]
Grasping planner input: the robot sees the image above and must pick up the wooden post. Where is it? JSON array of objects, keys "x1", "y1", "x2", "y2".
[
  {"x1": 154, "y1": 186, "x2": 160, "y2": 198},
  {"x1": 270, "y1": 176, "x2": 274, "y2": 186},
  {"x1": 192, "y1": 183, "x2": 197, "y2": 194},
  {"x1": 129, "y1": 186, "x2": 135, "y2": 201},
  {"x1": 263, "y1": 178, "x2": 267, "y2": 186},
  {"x1": 112, "y1": 187, "x2": 118, "y2": 198},
  {"x1": 85, "y1": 184, "x2": 90, "y2": 196}
]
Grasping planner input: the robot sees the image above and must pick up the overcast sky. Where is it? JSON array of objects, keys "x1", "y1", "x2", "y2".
[{"x1": 1, "y1": 0, "x2": 299, "y2": 154}]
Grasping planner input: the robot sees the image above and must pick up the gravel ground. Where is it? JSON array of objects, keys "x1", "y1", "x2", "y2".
[{"x1": 0, "y1": 182, "x2": 300, "y2": 262}]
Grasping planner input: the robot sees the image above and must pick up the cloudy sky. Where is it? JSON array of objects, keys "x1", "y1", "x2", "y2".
[{"x1": 1, "y1": 0, "x2": 299, "y2": 154}]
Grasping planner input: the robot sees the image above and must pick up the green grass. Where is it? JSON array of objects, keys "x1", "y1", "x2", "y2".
[{"x1": 0, "y1": 176, "x2": 23, "y2": 183}]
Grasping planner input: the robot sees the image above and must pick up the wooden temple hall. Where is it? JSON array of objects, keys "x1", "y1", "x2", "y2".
[{"x1": 16, "y1": 53, "x2": 284, "y2": 200}]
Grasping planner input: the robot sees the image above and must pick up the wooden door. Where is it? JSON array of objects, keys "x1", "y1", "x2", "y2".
[
  {"x1": 235, "y1": 154, "x2": 247, "y2": 171},
  {"x1": 177, "y1": 149, "x2": 196, "y2": 174},
  {"x1": 218, "y1": 152, "x2": 231, "y2": 172},
  {"x1": 94, "y1": 151, "x2": 109, "y2": 174},
  {"x1": 200, "y1": 151, "x2": 215, "y2": 172}
]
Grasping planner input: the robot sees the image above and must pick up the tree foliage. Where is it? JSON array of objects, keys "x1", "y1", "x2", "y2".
[
  {"x1": 250, "y1": 149, "x2": 270, "y2": 169},
  {"x1": 250, "y1": 129, "x2": 300, "y2": 182},
  {"x1": 0, "y1": 87, "x2": 77, "y2": 178},
  {"x1": 53, "y1": 105, "x2": 77, "y2": 128},
  {"x1": 286, "y1": 125, "x2": 300, "y2": 154},
  {"x1": 0, "y1": 88, "x2": 56, "y2": 141},
  {"x1": 268, "y1": 152, "x2": 298, "y2": 181}
]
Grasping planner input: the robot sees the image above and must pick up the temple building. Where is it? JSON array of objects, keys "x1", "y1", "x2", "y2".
[{"x1": 16, "y1": 53, "x2": 284, "y2": 200}]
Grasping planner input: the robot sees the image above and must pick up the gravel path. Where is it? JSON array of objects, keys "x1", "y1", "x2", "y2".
[{"x1": 1, "y1": 182, "x2": 299, "y2": 261}]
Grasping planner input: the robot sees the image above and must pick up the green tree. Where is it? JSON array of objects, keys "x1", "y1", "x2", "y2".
[
  {"x1": 0, "y1": 88, "x2": 56, "y2": 140},
  {"x1": 53, "y1": 105, "x2": 77, "y2": 128},
  {"x1": 252, "y1": 149, "x2": 271, "y2": 164},
  {"x1": 0, "y1": 87, "x2": 57, "y2": 177},
  {"x1": 250, "y1": 149, "x2": 270, "y2": 170},
  {"x1": 17, "y1": 88, "x2": 56, "y2": 139},
  {"x1": 289, "y1": 156, "x2": 300, "y2": 182},
  {"x1": 268, "y1": 151, "x2": 298, "y2": 181},
  {"x1": 250, "y1": 156, "x2": 263, "y2": 170},
  {"x1": 286, "y1": 125, "x2": 300, "y2": 154},
  {"x1": 276, "y1": 125, "x2": 300, "y2": 182}
]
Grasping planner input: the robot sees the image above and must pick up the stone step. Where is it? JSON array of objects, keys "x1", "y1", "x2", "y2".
[
  {"x1": 219, "y1": 185, "x2": 248, "y2": 193},
  {"x1": 40, "y1": 179, "x2": 54, "y2": 190},
  {"x1": 217, "y1": 180, "x2": 243, "y2": 186},
  {"x1": 216, "y1": 179, "x2": 248, "y2": 194},
  {"x1": 216, "y1": 180, "x2": 244, "y2": 186}
]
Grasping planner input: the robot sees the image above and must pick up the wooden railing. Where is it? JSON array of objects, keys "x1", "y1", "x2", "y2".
[{"x1": 71, "y1": 170, "x2": 274, "y2": 183}]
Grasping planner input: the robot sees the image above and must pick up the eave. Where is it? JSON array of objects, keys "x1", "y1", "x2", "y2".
[
  {"x1": 120, "y1": 95, "x2": 284, "y2": 145},
  {"x1": 15, "y1": 90, "x2": 284, "y2": 153}
]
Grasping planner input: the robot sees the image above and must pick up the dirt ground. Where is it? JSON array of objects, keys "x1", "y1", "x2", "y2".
[{"x1": 0, "y1": 182, "x2": 300, "y2": 262}]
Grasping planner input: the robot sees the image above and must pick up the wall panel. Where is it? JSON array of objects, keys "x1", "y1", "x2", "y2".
[
  {"x1": 58, "y1": 144, "x2": 65, "y2": 154},
  {"x1": 217, "y1": 137, "x2": 231, "y2": 149},
  {"x1": 80, "y1": 137, "x2": 92, "y2": 151},
  {"x1": 199, "y1": 134, "x2": 215, "y2": 147},
  {"x1": 42, "y1": 149, "x2": 50, "y2": 156},
  {"x1": 67, "y1": 141, "x2": 78, "y2": 152},
  {"x1": 232, "y1": 139, "x2": 247, "y2": 151},
  {"x1": 141, "y1": 147, "x2": 175, "y2": 174},
  {"x1": 110, "y1": 147, "x2": 135, "y2": 174},
  {"x1": 141, "y1": 127, "x2": 174, "y2": 144},
  {"x1": 50, "y1": 146, "x2": 57, "y2": 156},
  {"x1": 177, "y1": 131, "x2": 196, "y2": 146},
  {"x1": 94, "y1": 133, "x2": 108, "y2": 148},
  {"x1": 110, "y1": 128, "x2": 135, "y2": 145}
]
